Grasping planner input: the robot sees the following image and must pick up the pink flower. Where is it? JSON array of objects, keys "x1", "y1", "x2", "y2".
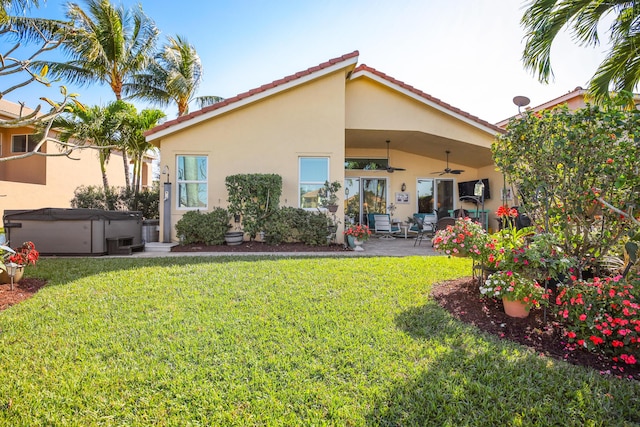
[{"x1": 579, "y1": 314, "x2": 587, "y2": 321}]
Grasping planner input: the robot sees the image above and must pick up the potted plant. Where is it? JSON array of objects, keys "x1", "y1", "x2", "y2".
[
  {"x1": 225, "y1": 214, "x2": 244, "y2": 246},
  {"x1": 479, "y1": 270, "x2": 550, "y2": 318},
  {"x1": 319, "y1": 180, "x2": 342, "y2": 213},
  {"x1": 344, "y1": 224, "x2": 371, "y2": 251},
  {"x1": 0, "y1": 241, "x2": 39, "y2": 287}
]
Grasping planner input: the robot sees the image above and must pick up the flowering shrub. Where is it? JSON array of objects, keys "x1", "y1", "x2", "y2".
[
  {"x1": 484, "y1": 206, "x2": 535, "y2": 270},
  {"x1": 433, "y1": 217, "x2": 488, "y2": 258},
  {"x1": 480, "y1": 270, "x2": 550, "y2": 309},
  {"x1": 343, "y1": 224, "x2": 371, "y2": 241},
  {"x1": 8, "y1": 241, "x2": 39, "y2": 267},
  {"x1": 556, "y1": 274, "x2": 640, "y2": 365}
]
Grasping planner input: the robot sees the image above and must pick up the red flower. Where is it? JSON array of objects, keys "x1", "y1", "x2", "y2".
[
  {"x1": 589, "y1": 335, "x2": 604, "y2": 345},
  {"x1": 7, "y1": 241, "x2": 39, "y2": 266}
]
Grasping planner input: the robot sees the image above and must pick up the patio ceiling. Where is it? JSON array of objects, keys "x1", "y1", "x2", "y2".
[{"x1": 345, "y1": 129, "x2": 495, "y2": 169}]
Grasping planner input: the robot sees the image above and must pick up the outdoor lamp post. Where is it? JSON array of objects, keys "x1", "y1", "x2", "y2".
[
  {"x1": 6, "y1": 262, "x2": 18, "y2": 291},
  {"x1": 474, "y1": 180, "x2": 485, "y2": 230}
]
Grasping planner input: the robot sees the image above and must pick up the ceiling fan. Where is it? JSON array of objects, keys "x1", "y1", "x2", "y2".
[
  {"x1": 432, "y1": 150, "x2": 465, "y2": 175},
  {"x1": 385, "y1": 140, "x2": 406, "y2": 173}
]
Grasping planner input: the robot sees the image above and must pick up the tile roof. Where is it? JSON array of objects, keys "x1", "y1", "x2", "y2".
[
  {"x1": 351, "y1": 64, "x2": 503, "y2": 133},
  {"x1": 0, "y1": 99, "x2": 40, "y2": 120},
  {"x1": 145, "y1": 50, "x2": 360, "y2": 138}
]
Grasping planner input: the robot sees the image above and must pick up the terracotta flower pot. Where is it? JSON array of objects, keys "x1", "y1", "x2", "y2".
[
  {"x1": 450, "y1": 249, "x2": 468, "y2": 258},
  {"x1": 502, "y1": 297, "x2": 530, "y2": 318}
]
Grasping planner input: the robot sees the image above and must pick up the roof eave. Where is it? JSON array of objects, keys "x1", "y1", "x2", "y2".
[{"x1": 146, "y1": 53, "x2": 359, "y2": 142}]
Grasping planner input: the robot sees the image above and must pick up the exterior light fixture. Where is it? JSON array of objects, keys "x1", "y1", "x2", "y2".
[
  {"x1": 401, "y1": 182, "x2": 406, "y2": 192},
  {"x1": 6, "y1": 262, "x2": 18, "y2": 291},
  {"x1": 162, "y1": 165, "x2": 170, "y2": 183},
  {"x1": 474, "y1": 180, "x2": 486, "y2": 230}
]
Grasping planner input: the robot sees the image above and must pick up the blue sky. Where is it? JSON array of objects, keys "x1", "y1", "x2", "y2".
[{"x1": 7, "y1": 0, "x2": 608, "y2": 123}]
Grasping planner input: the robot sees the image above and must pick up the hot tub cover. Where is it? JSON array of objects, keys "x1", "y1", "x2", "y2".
[{"x1": 4, "y1": 208, "x2": 142, "y2": 222}]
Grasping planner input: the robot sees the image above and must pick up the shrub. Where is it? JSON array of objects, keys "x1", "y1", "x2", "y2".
[
  {"x1": 493, "y1": 98, "x2": 640, "y2": 276},
  {"x1": 71, "y1": 185, "x2": 160, "y2": 219},
  {"x1": 225, "y1": 174, "x2": 282, "y2": 239},
  {"x1": 71, "y1": 185, "x2": 119, "y2": 210},
  {"x1": 262, "y1": 207, "x2": 332, "y2": 246},
  {"x1": 556, "y1": 274, "x2": 640, "y2": 365},
  {"x1": 175, "y1": 209, "x2": 231, "y2": 245}
]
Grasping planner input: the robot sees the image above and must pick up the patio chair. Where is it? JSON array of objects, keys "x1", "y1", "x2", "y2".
[
  {"x1": 409, "y1": 213, "x2": 437, "y2": 246},
  {"x1": 374, "y1": 214, "x2": 401, "y2": 239},
  {"x1": 453, "y1": 208, "x2": 469, "y2": 218}
]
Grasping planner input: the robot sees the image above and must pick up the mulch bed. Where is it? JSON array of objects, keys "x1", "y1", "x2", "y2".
[
  {"x1": 431, "y1": 277, "x2": 640, "y2": 381},
  {"x1": 0, "y1": 278, "x2": 47, "y2": 311}
]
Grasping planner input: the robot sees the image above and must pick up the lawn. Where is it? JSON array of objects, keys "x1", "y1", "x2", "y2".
[{"x1": 0, "y1": 256, "x2": 638, "y2": 426}]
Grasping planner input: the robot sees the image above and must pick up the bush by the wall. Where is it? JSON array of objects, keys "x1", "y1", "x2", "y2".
[
  {"x1": 175, "y1": 209, "x2": 231, "y2": 245},
  {"x1": 225, "y1": 174, "x2": 282, "y2": 239},
  {"x1": 263, "y1": 207, "x2": 332, "y2": 246},
  {"x1": 71, "y1": 185, "x2": 160, "y2": 219}
]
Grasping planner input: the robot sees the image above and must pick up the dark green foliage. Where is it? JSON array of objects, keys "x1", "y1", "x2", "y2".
[
  {"x1": 263, "y1": 207, "x2": 332, "y2": 246},
  {"x1": 493, "y1": 97, "x2": 640, "y2": 275},
  {"x1": 71, "y1": 185, "x2": 119, "y2": 210},
  {"x1": 117, "y1": 184, "x2": 160, "y2": 220},
  {"x1": 71, "y1": 184, "x2": 160, "y2": 219},
  {"x1": 225, "y1": 174, "x2": 282, "y2": 239},
  {"x1": 175, "y1": 208, "x2": 231, "y2": 245}
]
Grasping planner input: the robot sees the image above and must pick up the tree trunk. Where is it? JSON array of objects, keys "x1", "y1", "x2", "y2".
[{"x1": 122, "y1": 150, "x2": 131, "y2": 191}]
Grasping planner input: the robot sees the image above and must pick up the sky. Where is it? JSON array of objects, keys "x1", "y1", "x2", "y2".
[{"x1": 5, "y1": 0, "x2": 610, "y2": 124}]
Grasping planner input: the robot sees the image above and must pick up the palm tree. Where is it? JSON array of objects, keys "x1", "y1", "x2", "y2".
[
  {"x1": 522, "y1": 0, "x2": 640, "y2": 102},
  {"x1": 40, "y1": 0, "x2": 158, "y2": 187},
  {"x1": 55, "y1": 101, "x2": 127, "y2": 193},
  {"x1": 46, "y1": 0, "x2": 159, "y2": 100},
  {"x1": 119, "y1": 105, "x2": 165, "y2": 193},
  {"x1": 125, "y1": 35, "x2": 223, "y2": 116}
]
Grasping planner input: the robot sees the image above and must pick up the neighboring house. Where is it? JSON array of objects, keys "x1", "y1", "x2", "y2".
[
  {"x1": 145, "y1": 51, "x2": 506, "y2": 242},
  {"x1": 0, "y1": 99, "x2": 150, "y2": 218},
  {"x1": 497, "y1": 86, "x2": 640, "y2": 128}
]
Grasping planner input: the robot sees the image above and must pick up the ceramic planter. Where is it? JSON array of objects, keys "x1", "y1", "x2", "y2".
[{"x1": 224, "y1": 231, "x2": 244, "y2": 246}]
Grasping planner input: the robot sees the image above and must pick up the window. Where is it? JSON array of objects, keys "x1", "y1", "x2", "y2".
[
  {"x1": 344, "y1": 158, "x2": 387, "y2": 170},
  {"x1": 299, "y1": 157, "x2": 329, "y2": 208},
  {"x1": 177, "y1": 155, "x2": 208, "y2": 209},
  {"x1": 417, "y1": 178, "x2": 454, "y2": 215},
  {"x1": 11, "y1": 134, "x2": 39, "y2": 153}
]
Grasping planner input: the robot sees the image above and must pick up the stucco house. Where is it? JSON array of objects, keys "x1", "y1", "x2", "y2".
[
  {"x1": 0, "y1": 99, "x2": 150, "y2": 218},
  {"x1": 145, "y1": 51, "x2": 506, "y2": 243}
]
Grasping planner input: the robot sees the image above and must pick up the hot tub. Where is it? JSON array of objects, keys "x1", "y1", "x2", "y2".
[{"x1": 3, "y1": 208, "x2": 143, "y2": 255}]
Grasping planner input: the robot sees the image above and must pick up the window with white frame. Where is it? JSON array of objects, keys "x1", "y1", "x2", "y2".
[
  {"x1": 177, "y1": 155, "x2": 208, "y2": 209},
  {"x1": 299, "y1": 157, "x2": 329, "y2": 209},
  {"x1": 11, "y1": 134, "x2": 39, "y2": 153}
]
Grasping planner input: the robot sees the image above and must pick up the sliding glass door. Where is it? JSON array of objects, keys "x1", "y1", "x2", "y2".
[
  {"x1": 344, "y1": 177, "x2": 388, "y2": 226},
  {"x1": 417, "y1": 178, "x2": 454, "y2": 216}
]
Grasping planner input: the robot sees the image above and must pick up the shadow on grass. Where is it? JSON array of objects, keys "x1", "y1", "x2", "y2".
[{"x1": 365, "y1": 303, "x2": 640, "y2": 426}]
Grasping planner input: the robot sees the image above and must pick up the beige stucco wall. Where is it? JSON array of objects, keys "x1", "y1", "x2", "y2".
[
  {"x1": 0, "y1": 146, "x2": 128, "y2": 218},
  {"x1": 346, "y1": 78, "x2": 493, "y2": 148},
  {"x1": 156, "y1": 70, "x2": 348, "y2": 242}
]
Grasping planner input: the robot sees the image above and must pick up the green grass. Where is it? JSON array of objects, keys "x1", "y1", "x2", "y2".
[{"x1": 0, "y1": 256, "x2": 638, "y2": 426}]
